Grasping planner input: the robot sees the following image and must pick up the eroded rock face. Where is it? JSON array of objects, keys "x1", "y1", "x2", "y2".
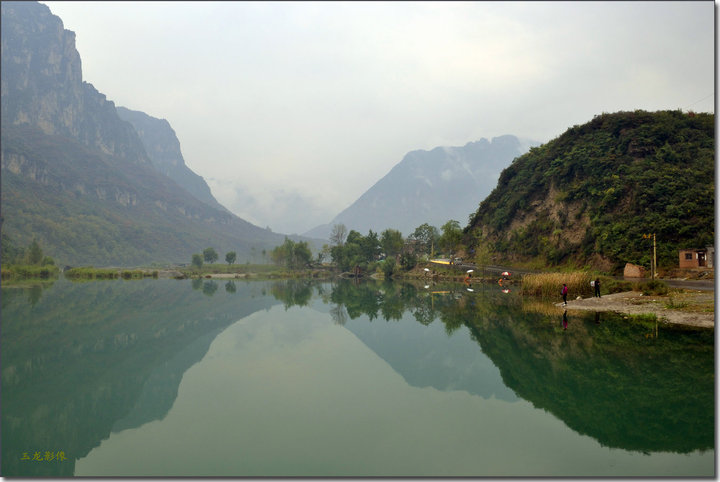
[{"x1": 1, "y1": 1, "x2": 150, "y2": 165}]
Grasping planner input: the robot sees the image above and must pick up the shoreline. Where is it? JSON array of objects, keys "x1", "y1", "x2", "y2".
[{"x1": 558, "y1": 291, "x2": 714, "y2": 329}]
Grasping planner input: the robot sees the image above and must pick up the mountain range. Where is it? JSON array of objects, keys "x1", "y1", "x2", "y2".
[
  {"x1": 305, "y1": 136, "x2": 538, "y2": 239},
  {"x1": 1, "y1": 1, "x2": 301, "y2": 266}
]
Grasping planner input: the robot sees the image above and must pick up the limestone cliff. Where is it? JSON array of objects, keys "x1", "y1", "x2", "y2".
[
  {"x1": 1, "y1": 1, "x2": 149, "y2": 164},
  {"x1": 116, "y1": 106, "x2": 229, "y2": 212},
  {"x1": 0, "y1": 1, "x2": 291, "y2": 265}
]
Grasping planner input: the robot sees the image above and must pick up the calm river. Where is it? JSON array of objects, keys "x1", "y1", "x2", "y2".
[{"x1": 1, "y1": 278, "x2": 714, "y2": 477}]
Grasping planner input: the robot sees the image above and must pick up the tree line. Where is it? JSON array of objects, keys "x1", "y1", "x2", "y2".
[{"x1": 263, "y1": 220, "x2": 465, "y2": 276}]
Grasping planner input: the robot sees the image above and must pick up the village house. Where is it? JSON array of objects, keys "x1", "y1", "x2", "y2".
[{"x1": 678, "y1": 247, "x2": 714, "y2": 269}]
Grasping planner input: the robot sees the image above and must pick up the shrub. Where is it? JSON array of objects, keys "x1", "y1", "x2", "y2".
[
  {"x1": 382, "y1": 258, "x2": 396, "y2": 278},
  {"x1": 636, "y1": 279, "x2": 669, "y2": 296},
  {"x1": 603, "y1": 278, "x2": 634, "y2": 294},
  {"x1": 400, "y1": 252, "x2": 417, "y2": 271}
]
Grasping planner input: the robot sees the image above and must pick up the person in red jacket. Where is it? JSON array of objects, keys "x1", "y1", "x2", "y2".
[{"x1": 561, "y1": 283, "x2": 568, "y2": 305}]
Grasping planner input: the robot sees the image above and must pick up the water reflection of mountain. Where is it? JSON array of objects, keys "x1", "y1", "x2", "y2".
[
  {"x1": 310, "y1": 279, "x2": 714, "y2": 455},
  {"x1": 1, "y1": 279, "x2": 278, "y2": 477},
  {"x1": 342, "y1": 315, "x2": 518, "y2": 402},
  {"x1": 460, "y1": 299, "x2": 714, "y2": 454}
]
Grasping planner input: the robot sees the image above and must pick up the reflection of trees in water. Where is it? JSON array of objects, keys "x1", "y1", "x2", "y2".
[
  {"x1": 2, "y1": 281, "x2": 57, "y2": 308},
  {"x1": 270, "y1": 280, "x2": 313, "y2": 309},
  {"x1": 225, "y1": 281, "x2": 236, "y2": 293},
  {"x1": 271, "y1": 279, "x2": 714, "y2": 455},
  {"x1": 460, "y1": 304, "x2": 714, "y2": 454},
  {"x1": 330, "y1": 304, "x2": 347, "y2": 326},
  {"x1": 202, "y1": 280, "x2": 218, "y2": 297}
]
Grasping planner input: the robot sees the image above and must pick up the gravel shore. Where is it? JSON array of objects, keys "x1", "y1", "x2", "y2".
[{"x1": 559, "y1": 291, "x2": 714, "y2": 328}]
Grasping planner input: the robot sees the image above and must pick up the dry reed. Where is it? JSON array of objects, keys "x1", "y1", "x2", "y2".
[{"x1": 520, "y1": 271, "x2": 594, "y2": 299}]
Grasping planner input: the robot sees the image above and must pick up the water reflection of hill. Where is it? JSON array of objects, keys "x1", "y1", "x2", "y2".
[
  {"x1": 317, "y1": 279, "x2": 714, "y2": 455},
  {"x1": 464, "y1": 303, "x2": 714, "y2": 454},
  {"x1": 1, "y1": 279, "x2": 278, "y2": 477},
  {"x1": 343, "y1": 315, "x2": 518, "y2": 402}
]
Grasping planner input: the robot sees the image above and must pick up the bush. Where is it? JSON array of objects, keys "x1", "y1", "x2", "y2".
[
  {"x1": 636, "y1": 279, "x2": 669, "y2": 296},
  {"x1": 603, "y1": 278, "x2": 634, "y2": 294},
  {"x1": 382, "y1": 258, "x2": 396, "y2": 278},
  {"x1": 400, "y1": 253, "x2": 417, "y2": 271}
]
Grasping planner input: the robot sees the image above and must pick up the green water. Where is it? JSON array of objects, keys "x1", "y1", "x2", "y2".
[{"x1": 1, "y1": 278, "x2": 714, "y2": 476}]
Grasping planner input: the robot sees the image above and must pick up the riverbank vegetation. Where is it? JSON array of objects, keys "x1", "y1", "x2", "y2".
[
  {"x1": 1, "y1": 236, "x2": 59, "y2": 281},
  {"x1": 520, "y1": 271, "x2": 673, "y2": 298},
  {"x1": 64, "y1": 267, "x2": 159, "y2": 280}
]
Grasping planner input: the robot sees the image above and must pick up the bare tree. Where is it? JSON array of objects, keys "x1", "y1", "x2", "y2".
[{"x1": 330, "y1": 223, "x2": 348, "y2": 247}]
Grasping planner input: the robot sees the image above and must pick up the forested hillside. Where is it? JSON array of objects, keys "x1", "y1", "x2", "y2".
[{"x1": 466, "y1": 110, "x2": 714, "y2": 272}]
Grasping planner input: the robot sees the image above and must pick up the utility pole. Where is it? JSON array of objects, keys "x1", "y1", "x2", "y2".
[
  {"x1": 643, "y1": 233, "x2": 657, "y2": 280},
  {"x1": 653, "y1": 233, "x2": 657, "y2": 280}
]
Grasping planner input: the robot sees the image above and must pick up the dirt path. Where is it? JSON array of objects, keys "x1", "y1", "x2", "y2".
[{"x1": 559, "y1": 291, "x2": 714, "y2": 329}]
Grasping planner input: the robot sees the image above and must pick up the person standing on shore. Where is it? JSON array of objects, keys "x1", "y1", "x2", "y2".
[
  {"x1": 561, "y1": 283, "x2": 568, "y2": 305},
  {"x1": 594, "y1": 278, "x2": 601, "y2": 298}
]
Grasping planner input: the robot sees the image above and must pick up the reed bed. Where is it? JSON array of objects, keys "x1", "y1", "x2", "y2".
[
  {"x1": 64, "y1": 267, "x2": 119, "y2": 279},
  {"x1": 1, "y1": 265, "x2": 59, "y2": 280},
  {"x1": 520, "y1": 271, "x2": 593, "y2": 299}
]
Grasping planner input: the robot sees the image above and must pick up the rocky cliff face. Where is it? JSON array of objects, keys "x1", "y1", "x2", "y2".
[
  {"x1": 116, "y1": 106, "x2": 228, "y2": 212},
  {"x1": 0, "y1": 1, "x2": 292, "y2": 265},
  {"x1": 1, "y1": 2, "x2": 150, "y2": 164}
]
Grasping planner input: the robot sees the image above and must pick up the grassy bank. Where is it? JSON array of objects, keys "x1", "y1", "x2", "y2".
[
  {"x1": 177, "y1": 263, "x2": 336, "y2": 280},
  {"x1": 1, "y1": 264, "x2": 60, "y2": 281},
  {"x1": 520, "y1": 271, "x2": 672, "y2": 299},
  {"x1": 64, "y1": 267, "x2": 159, "y2": 280}
]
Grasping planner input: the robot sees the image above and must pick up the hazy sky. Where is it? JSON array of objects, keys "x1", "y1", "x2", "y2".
[{"x1": 42, "y1": 1, "x2": 715, "y2": 235}]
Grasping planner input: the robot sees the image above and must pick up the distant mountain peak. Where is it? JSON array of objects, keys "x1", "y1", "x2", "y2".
[{"x1": 304, "y1": 135, "x2": 539, "y2": 239}]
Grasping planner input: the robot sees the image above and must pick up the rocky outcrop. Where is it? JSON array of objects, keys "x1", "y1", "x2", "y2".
[
  {"x1": 1, "y1": 1, "x2": 150, "y2": 164},
  {"x1": 0, "y1": 1, "x2": 297, "y2": 265},
  {"x1": 116, "y1": 106, "x2": 229, "y2": 211}
]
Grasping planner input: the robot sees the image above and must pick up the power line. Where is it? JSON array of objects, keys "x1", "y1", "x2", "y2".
[{"x1": 684, "y1": 93, "x2": 714, "y2": 110}]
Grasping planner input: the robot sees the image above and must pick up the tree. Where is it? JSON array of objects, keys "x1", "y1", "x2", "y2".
[
  {"x1": 410, "y1": 223, "x2": 440, "y2": 256},
  {"x1": 330, "y1": 223, "x2": 348, "y2": 246},
  {"x1": 27, "y1": 238, "x2": 43, "y2": 265},
  {"x1": 330, "y1": 230, "x2": 382, "y2": 271},
  {"x1": 317, "y1": 244, "x2": 331, "y2": 264},
  {"x1": 191, "y1": 253, "x2": 203, "y2": 268},
  {"x1": 291, "y1": 241, "x2": 312, "y2": 268},
  {"x1": 439, "y1": 220, "x2": 463, "y2": 254},
  {"x1": 380, "y1": 229, "x2": 404, "y2": 258},
  {"x1": 271, "y1": 237, "x2": 312, "y2": 269},
  {"x1": 360, "y1": 230, "x2": 381, "y2": 261},
  {"x1": 225, "y1": 251, "x2": 237, "y2": 265},
  {"x1": 203, "y1": 247, "x2": 218, "y2": 264}
]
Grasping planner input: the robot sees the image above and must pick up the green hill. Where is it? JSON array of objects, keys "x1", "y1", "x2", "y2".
[
  {"x1": 0, "y1": 2, "x2": 296, "y2": 267},
  {"x1": 465, "y1": 110, "x2": 714, "y2": 272},
  {"x1": 1, "y1": 125, "x2": 286, "y2": 266}
]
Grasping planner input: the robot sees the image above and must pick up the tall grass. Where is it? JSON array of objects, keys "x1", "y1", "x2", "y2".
[
  {"x1": 1, "y1": 265, "x2": 60, "y2": 280},
  {"x1": 64, "y1": 267, "x2": 119, "y2": 279},
  {"x1": 520, "y1": 271, "x2": 593, "y2": 299}
]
